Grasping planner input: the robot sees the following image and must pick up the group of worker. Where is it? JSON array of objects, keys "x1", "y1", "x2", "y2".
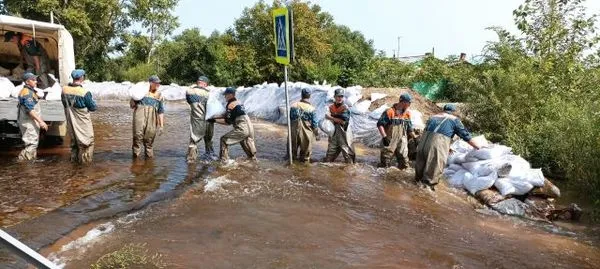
[
  {"x1": 183, "y1": 75, "x2": 481, "y2": 190},
  {"x1": 14, "y1": 70, "x2": 480, "y2": 190}
]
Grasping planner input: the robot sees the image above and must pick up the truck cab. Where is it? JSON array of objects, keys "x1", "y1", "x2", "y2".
[{"x1": 0, "y1": 15, "x2": 76, "y2": 145}]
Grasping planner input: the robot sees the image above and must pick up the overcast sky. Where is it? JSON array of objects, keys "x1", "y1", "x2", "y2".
[{"x1": 174, "y1": 0, "x2": 600, "y2": 59}]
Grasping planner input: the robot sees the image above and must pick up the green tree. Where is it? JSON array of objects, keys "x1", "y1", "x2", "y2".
[
  {"x1": 127, "y1": 0, "x2": 180, "y2": 63},
  {"x1": 3, "y1": 0, "x2": 130, "y2": 81}
]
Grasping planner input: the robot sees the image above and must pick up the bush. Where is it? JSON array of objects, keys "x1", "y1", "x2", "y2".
[{"x1": 122, "y1": 63, "x2": 158, "y2": 83}]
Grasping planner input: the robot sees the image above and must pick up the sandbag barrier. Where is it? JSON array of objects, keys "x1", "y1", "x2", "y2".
[{"x1": 444, "y1": 136, "x2": 578, "y2": 221}]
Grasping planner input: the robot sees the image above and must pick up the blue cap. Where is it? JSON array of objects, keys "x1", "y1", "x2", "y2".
[
  {"x1": 444, "y1": 103, "x2": 457, "y2": 112},
  {"x1": 301, "y1": 88, "x2": 311, "y2": 96},
  {"x1": 223, "y1": 87, "x2": 236, "y2": 95},
  {"x1": 71, "y1": 69, "x2": 86, "y2": 79},
  {"x1": 400, "y1": 93, "x2": 412, "y2": 103},
  {"x1": 198, "y1": 76, "x2": 209, "y2": 82},
  {"x1": 334, "y1": 88, "x2": 344, "y2": 97},
  {"x1": 148, "y1": 75, "x2": 161, "y2": 83},
  {"x1": 22, "y1": 72, "x2": 37, "y2": 81}
]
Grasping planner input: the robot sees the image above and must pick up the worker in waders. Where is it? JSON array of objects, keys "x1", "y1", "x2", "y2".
[
  {"x1": 62, "y1": 69, "x2": 97, "y2": 164},
  {"x1": 130, "y1": 75, "x2": 165, "y2": 159},
  {"x1": 186, "y1": 75, "x2": 215, "y2": 162},
  {"x1": 324, "y1": 88, "x2": 355, "y2": 163},
  {"x1": 213, "y1": 87, "x2": 257, "y2": 163},
  {"x1": 289, "y1": 88, "x2": 318, "y2": 163},
  {"x1": 377, "y1": 93, "x2": 415, "y2": 169},
  {"x1": 17, "y1": 72, "x2": 48, "y2": 161},
  {"x1": 415, "y1": 104, "x2": 480, "y2": 190},
  {"x1": 4, "y1": 31, "x2": 53, "y2": 89}
]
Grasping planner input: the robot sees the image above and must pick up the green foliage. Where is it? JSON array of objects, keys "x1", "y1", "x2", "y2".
[
  {"x1": 122, "y1": 62, "x2": 155, "y2": 83},
  {"x1": 457, "y1": 0, "x2": 600, "y2": 201},
  {"x1": 90, "y1": 243, "x2": 165, "y2": 269},
  {"x1": 357, "y1": 56, "x2": 414, "y2": 87},
  {"x1": 127, "y1": 0, "x2": 180, "y2": 63}
]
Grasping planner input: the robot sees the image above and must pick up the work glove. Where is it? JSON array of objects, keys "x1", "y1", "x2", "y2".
[
  {"x1": 207, "y1": 119, "x2": 216, "y2": 123},
  {"x1": 382, "y1": 136, "x2": 390, "y2": 147},
  {"x1": 158, "y1": 127, "x2": 164, "y2": 136}
]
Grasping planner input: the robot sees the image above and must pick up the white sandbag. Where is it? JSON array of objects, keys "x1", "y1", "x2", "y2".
[
  {"x1": 409, "y1": 109, "x2": 425, "y2": 130},
  {"x1": 466, "y1": 145, "x2": 512, "y2": 160},
  {"x1": 319, "y1": 119, "x2": 335, "y2": 137},
  {"x1": 447, "y1": 169, "x2": 469, "y2": 188},
  {"x1": 447, "y1": 164, "x2": 462, "y2": 173},
  {"x1": 507, "y1": 155, "x2": 533, "y2": 183},
  {"x1": 34, "y1": 88, "x2": 44, "y2": 98},
  {"x1": 494, "y1": 178, "x2": 516, "y2": 197},
  {"x1": 461, "y1": 160, "x2": 491, "y2": 175},
  {"x1": 447, "y1": 152, "x2": 467, "y2": 165},
  {"x1": 45, "y1": 81, "x2": 62, "y2": 101},
  {"x1": 129, "y1": 82, "x2": 149, "y2": 101},
  {"x1": 346, "y1": 94, "x2": 362, "y2": 107},
  {"x1": 369, "y1": 104, "x2": 389, "y2": 120},
  {"x1": 450, "y1": 139, "x2": 475, "y2": 154},
  {"x1": 11, "y1": 83, "x2": 24, "y2": 98},
  {"x1": 350, "y1": 100, "x2": 371, "y2": 115},
  {"x1": 370, "y1": 93, "x2": 387, "y2": 102},
  {"x1": 205, "y1": 88, "x2": 226, "y2": 119},
  {"x1": 443, "y1": 169, "x2": 456, "y2": 178},
  {"x1": 473, "y1": 162, "x2": 496, "y2": 177},
  {"x1": 465, "y1": 157, "x2": 480, "y2": 163},
  {"x1": 525, "y1": 169, "x2": 545, "y2": 187},
  {"x1": 509, "y1": 179, "x2": 534, "y2": 195},
  {"x1": 0, "y1": 77, "x2": 15, "y2": 99},
  {"x1": 463, "y1": 171, "x2": 498, "y2": 195}
]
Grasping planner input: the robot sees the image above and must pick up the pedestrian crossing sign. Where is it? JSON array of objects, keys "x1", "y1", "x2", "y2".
[{"x1": 273, "y1": 7, "x2": 290, "y2": 65}]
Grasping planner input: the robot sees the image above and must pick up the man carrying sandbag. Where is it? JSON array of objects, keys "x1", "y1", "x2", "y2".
[
  {"x1": 62, "y1": 69, "x2": 97, "y2": 164},
  {"x1": 289, "y1": 88, "x2": 318, "y2": 163},
  {"x1": 185, "y1": 75, "x2": 215, "y2": 162},
  {"x1": 17, "y1": 72, "x2": 48, "y2": 161},
  {"x1": 130, "y1": 75, "x2": 165, "y2": 159},
  {"x1": 415, "y1": 104, "x2": 480, "y2": 190},
  {"x1": 324, "y1": 88, "x2": 355, "y2": 163},
  {"x1": 213, "y1": 87, "x2": 257, "y2": 163},
  {"x1": 377, "y1": 93, "x2": 415, "y2": 169}
]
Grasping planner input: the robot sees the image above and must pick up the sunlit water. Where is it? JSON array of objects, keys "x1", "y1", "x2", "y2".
[{"x1": 1, "y1": 101, "x2": 598, "y2": 268}]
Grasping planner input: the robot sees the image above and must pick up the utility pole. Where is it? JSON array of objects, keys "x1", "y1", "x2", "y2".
[
  {"x1": 392, "y1": 49, "x2": 396, "y2": 59},
  {"x1": 397, "y1": 36, "x2": 402, "y2": 59}
]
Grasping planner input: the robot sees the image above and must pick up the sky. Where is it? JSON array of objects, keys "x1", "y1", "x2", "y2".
[{"x1": 174, "y1": 0, "x2": 600, "y2": 59}]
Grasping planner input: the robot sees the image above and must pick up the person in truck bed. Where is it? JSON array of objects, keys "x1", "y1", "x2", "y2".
[{"x1": 4, "y1": 31, "x2": 53, "y2": 89}]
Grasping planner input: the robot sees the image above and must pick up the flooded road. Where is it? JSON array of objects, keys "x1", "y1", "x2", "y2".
[{"x1": 1, "y1": 101, "x2": 599, "y2": 268}]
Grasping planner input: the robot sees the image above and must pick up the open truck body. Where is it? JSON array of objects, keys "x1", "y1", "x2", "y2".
[{"x1": 0, "y1": 15, "x2": 75, "y2": 143}]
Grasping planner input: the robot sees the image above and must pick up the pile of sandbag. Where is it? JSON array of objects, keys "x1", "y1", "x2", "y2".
[{"x1": 443, "y1": 136, "x2": 547, "y2": 196}]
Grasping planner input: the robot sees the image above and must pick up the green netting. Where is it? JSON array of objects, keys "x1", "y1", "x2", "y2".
[{"x1": 411, "y1": 80, "x2": 446, "y2": 100}]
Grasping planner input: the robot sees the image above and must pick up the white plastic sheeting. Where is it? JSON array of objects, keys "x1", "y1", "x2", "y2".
[{"x1": 443, "y1": 136, "x2": 546, "y2": 196}]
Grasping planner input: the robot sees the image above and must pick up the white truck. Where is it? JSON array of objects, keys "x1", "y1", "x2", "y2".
[{"x1": 0, "y1": 15, "x2": 76, "y2": 145}]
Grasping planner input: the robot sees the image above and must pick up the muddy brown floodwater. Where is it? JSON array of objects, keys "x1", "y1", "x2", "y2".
[{"x1": 1, "y1": 101, "x2": 599, "y2": 268}]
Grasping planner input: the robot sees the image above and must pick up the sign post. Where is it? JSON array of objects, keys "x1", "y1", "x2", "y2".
[{"x1": 273, "y1": 6, "x2": 293, "y2": 165}]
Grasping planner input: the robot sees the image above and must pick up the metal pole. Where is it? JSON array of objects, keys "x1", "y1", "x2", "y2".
[
  {"x1": 0, "y1": 229, "x2": 60, "y2": 269},
  {"x1": 397, "y1": 36, "x2": 401, "y2": 59},
  {"x1": 50, "y1": 11, "x2": 54, "y2": 24},
  {"x1": 284, "y1": 65, "x2": 293, "y2": 165}
]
